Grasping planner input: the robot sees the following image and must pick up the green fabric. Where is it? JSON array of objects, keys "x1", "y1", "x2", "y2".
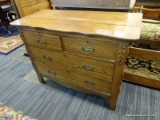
[{"x1": 140, "y1": 22, "x2": 160, "y2": 41}]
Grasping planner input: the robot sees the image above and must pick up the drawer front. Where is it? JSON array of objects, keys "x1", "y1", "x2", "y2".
[
  {"x1": 30, "y1": 46, "x2": 114, "y2": 82},
  {"x1": 23, "y1": 31, "x2": 62, "y2": 51},
  {"x1": 62, "y1": 36, "x2": 117, "y2": 60},
  {"x1": 35, "y1": 61, "x2": 111, "y2": 93},
  {"x1": 68, "y1": 72, "x2": 112, "y2": 93},
  {"x1": 65, "y1": 54, "x2": 114, "y2": 83},
  {"x1": 29, "y1": 46, "x2": 65, "y2": 66},
  {"x1": 35, "y1": 61, "x2": 69, "y2": 80}
]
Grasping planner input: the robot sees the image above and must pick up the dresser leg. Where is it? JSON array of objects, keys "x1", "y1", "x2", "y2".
[
  {"x1": 37, "y1": 74, "x2": 45, "y2": 84},
  {"x1": 109, "y1": 42, "x2": 129, "y2": 111},
  {"x1": 109, "y1": 101, "x2": 116, "y2": 110}
]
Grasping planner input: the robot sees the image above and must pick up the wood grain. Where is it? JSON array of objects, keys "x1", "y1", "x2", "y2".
[
  {"x1": 129, "y1": 47, "x2": 160, "y2": 62},
  {"x1": 18, "y1": 29, "x2": 45, "y2": 84},
  {"x1": 135, "y1": 0, "x2": 160, "y2": 7},
  {"x1": 29, "y1": 46, "x2": 114, "y2": 82},
  {"x1": 22, "y1": 1, "x2": 50, "y2": 16},
  {"x1": 23, "y1": 30, "x2": 62, "y2": 51},
  {"x1": 135, "y1": 39, "x2": 160, "y2": 46},
  {"x1": 62, "y1": 36, "x2": 117, "y2": 60},
  {"x1": 21, "y1": 0, "x2": 48, "y2": 7},
  {"x1": 35, "y1": 61, "x2": 112, "y2": 93},
  {"x1": 13, "y1": 11, "x2": 142, "y2": 110},
  {"x1": 109, "y1": 41, "x2": 129, "y2": 110},
  {"x1": 130, "y1": 7, "x2": 160, "y2": 20},
  {"x1": 15, "y1": 0, "x2": 50, "y2": 17},
  {"x1": 11, "y1": 10, "x2": 142, "y2": 40},
  {"x1": 124, "y1": 72, "x2": 160, "y2": 89}
]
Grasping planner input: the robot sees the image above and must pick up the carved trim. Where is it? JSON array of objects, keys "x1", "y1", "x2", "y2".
[{"x1": 117, "y1": 42, "x2": 129, "y2": 65}]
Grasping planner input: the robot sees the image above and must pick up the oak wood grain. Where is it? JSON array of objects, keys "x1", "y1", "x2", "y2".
[
  {"x1": 11, "y1": 10, "x2": 142, "y2": 40},
  {"x1": 21, "y1": 0, "x2": 48, "y2": 7},
  {"x1": 23, "y1": 30, "x2": 62, "y2": 51},
  {"x1": 15, "y1": 0, "x2": 50, "y2": 17},
  {"x1": 62, "y1": 36, "x2": 117, "y2": 60},
  {"x1": 124, "y1": 72, "x2": 160, "y2": 89},
  {"x1": 109, "y1": 41, "x2": 129, "y2": 110},
  {"x1": 22, "y1": 1, "x2": 50, "y2": 16},
  {"x1": 18, "y1": 29, "x2": 45, "y2": 84},
  {"x1": 130, "y1": 7, "x2": 160, "y2": 20},
  {"x1": 35, "y1": 61, "x2": 112, "y2": 93},
  {"x1": 129, "y1": 47, "x2": 160, "y2": 62},
  {"x1": 29, "y1": 46, "x2": 114, "y2": 82},
  {"x1": 13, "y1": 11, "x2": 142, "y2": 110}
]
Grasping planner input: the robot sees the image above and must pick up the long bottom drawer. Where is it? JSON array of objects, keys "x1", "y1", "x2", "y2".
[{"x1": 35, "y1": 61, "x2": 112, "y2": 93}]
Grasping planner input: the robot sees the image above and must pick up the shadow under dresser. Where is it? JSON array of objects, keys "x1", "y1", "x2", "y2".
[{"x1": 11, "y1": 10, "x2": 142, "y2": 110}]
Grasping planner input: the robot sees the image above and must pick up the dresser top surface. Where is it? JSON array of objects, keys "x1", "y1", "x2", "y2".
[{"x1": 11, "y1": 10, "x2": 142, "y2": 40}]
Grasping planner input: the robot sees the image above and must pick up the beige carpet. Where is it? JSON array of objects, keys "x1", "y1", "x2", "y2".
[{"x1": 0, "y1": 35, "x2": 23, "y2": 54}]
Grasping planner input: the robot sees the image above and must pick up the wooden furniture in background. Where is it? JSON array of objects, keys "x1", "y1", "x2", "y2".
[
  {"x1": 124, "y1": 7, "x2": 160, "y2": 89},
  {"x1": 0, "y1": 0, "x2": 10, "y2": 6},
  {"x1": 130, "y1": 7, "x2": 160, "y2": 20},
  {"x1": 10, "y1": 0, "x2": 52, "y2": 56},
  {"x1": 10, "y1": 0, "x2": 51, "y2": 18},
  {"x1": 11, "y1": 10, "x2": 142, "y2": 110},
  {"x1": 135, "y1": 0, "x2": 160, "y2": 7}
]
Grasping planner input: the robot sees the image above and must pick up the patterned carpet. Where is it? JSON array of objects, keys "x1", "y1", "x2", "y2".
[
  {"x1": 0, "y1": 102, "x2": 38, "y2": 120},
  {"x1": 125, "y1": 22, "x2": 160, "y2": 82},
  {"x1": 125, "y1": 41, "x2": 160, "y2": 82},
  {"x1": 0, "y1": 35, "x2": 23, "y2": 54},
  {"x1": 0, "y1": 27, "x2": 23, "y2": 54},
  {"x1": 125, "y1": 56, "x2": 160, "y2": 81},
  {"x1": 0, "y1": 46, "x2": 159, "y2": 120}
]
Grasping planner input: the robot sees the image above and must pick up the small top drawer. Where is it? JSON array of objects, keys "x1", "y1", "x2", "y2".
[
  {"x1": 62, "y1": 36, "x2": 117, "y2": 60},
  {"x1": 23, "y1": 30, "x2": 62, "y2": 51}
]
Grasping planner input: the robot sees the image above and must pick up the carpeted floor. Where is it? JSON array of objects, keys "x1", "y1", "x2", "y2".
[
  {"x1": 0, "y1": 35, "x2": 23, "y2": 54},
  {"x1": 0, "y1": 102, "x2": 38, "y2": 120},
  {"x1": 0, "y1": 46, "x2": 159, "y2": 120},
  {"x1": 0, "y1": 26, "x2": 19, "y2": 37},
  {"x1": 0, "y1": 26, "x2": 23, "y2": 54}
]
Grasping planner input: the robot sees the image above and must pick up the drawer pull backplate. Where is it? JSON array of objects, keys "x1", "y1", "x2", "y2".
[
  {"x1": 82, "y1": 65, "x2": 94, "y2": 71},
  {"x1": 84, "y1": 80, "x2": 95, "y2": 86},
  {"x1": 37, "y1": 39, "x2": 46, "y2": 45},
  {"x1": 43, "y1": 55, "x2": 52, "y2": 61},
  {"x1": 48, "y1": 70, "x2": 56, "y2": 75},
  {"x1": 82, "y1": 46, "x2": 95, "y2": 53}
]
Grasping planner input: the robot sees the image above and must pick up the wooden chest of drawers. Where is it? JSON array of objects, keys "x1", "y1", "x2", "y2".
[{"x1": 11, "y1": 10, "x2": 142, "y2": 110}]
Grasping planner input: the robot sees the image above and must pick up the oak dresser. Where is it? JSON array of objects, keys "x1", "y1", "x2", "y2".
[{"x1": 11, "y1": 10, "x2": 142, "y2": 110}]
